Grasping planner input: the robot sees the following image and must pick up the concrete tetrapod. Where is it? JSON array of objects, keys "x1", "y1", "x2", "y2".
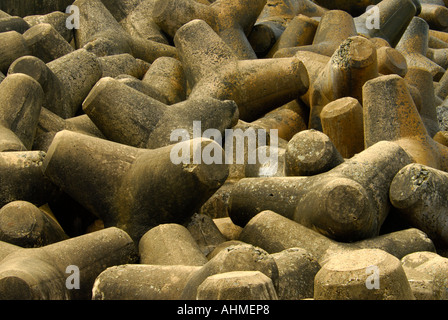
[
  {"x1": 152, "y1": 0, "x2": 266, "y2": 59},
  {"x1": 0, "y1": 15, "x2": 30, "y2": 34},
  {"x1": 396, "y1": 17, "x2": 446, "y2": 81},
  {"x1": 0, "y1": 31, "x2": 30, "y2": 74},
  {"x1": 271, "y1": 247, "x2": 321, "y2": 300},
  {"x1": 363, "y1": 74, "x2": 448, "y2": 172},
  {"x1": 429, "y1": 27, "x2": 448, "y2": 44},
  {"x1": 238, "y1": 211, "x2": 436, "y2": 266},
  {"x1": 47, "y1": 49, "x2": 103, "y2": 118},
  {"x1": 185, "y1": 213, "x2": 227, "y2": 257},
  {"x1": 140, "y1": 56, "x2": 186, "y2": 105},
  {"x1": 248, "y1": 0, "x2": 326, "y2": 57},
  {"x1": 229, "y1": 141, "x2": 413, "y2": 242},
  {"x1": 354, "y1": 0, "x2": 421, "y2": 47},
  {"x1": 0, "y1": 227, "x2": 138, "y2": 300},
  {"x1": 118, "y1": 0, "x2": 170, "y2": 45},
  {"x1": 0, "y1": 151, "x2": 59, "y2": 208},
  {"x1": 82, "y1": 77, "x2": 239, "y2": 150},
  {"x1": 309, "y1": 35, "x2": 379, "y2": 131},
  {"x1": 0, "y1": 73, "x2": 44, "y2": 152},
  {"x1": 97, "y1": 53, "x2": 149, "y2": 79},
  {"x1": 375, "y1": 45, "x2": 408, "y2": 77},
  {"x1": 92, "y1": 264, "x2": 202, "y2": 300},
  {"x1": 320, "y1": 97, "x2": 365, "y2": 159},
  {"x1": 196, "y1": 271, "x2": 279, "y2": 300},
  {"x1": 419, "y1": 3, "x2": 448, "y2": 30},
  {"x1": 314, "y1": 249, "x2": 415, "y2": 300},
  {"x1": 404, "y1": 67, "x2": 441, "y2": 138},
  {"x1": 0, "y1": 9, "x2": 10, "y2": 18},
  {"x1": 22, "y1": 23, "x2": 74, "y2": 64},
  {"x1": 72, "y1": 0, "x2": 178, "y2": 62},
  {"x1": 179, "y1": 243, "x2": 279, "y2": 300},
  {"x1": 138, "y1": 223, "x2": 208, "y2": 266},
  {"x1": 23, "y1": 11, "x2": 73, "y2": 43},
  {"x1": 0, "y1": 200, "x2": 68, "y2": 248},
  {"x1": 284, "y1": 129, "x2": 344, "y2": 177},
  {"x1": 173, "y1": 19, "x2": 310, "y2": 122},
  {"x1": 390, "y1": 163, "x2": 448, "y2": 248},
  {"x1": 283, "y1": 10, "x2": 357, "y2": 58},
  {"x1": 401, "y1": 251, "x2": 448, "y2": 300},
  {"x1": 265, "y1": 14, "x2": 319, "y2": 59},
  {"x1": 42, "y1": 130, "x2": 229, "y2": 242},
  {"x1": 8, "y1": 55, "x2": 71, "y2": 119},
  {"x1": 34, "y1": 107, "x2": 106, "y2": 152},
  {"x1": 221, "y1": 120, "x2": 275, "y2": 181}
]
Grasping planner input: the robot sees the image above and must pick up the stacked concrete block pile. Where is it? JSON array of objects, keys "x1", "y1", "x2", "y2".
[{"x1": 1, "y1": 0, "x2": 448, "y2": 301}]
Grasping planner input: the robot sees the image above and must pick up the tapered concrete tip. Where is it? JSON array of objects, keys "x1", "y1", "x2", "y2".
[
  {"x1": 175, "y1": 19, "x2": 208, "y2": 40},
  {"x1": 321, "y1": 96, "x2": 360, "y2": 119},
  {"x1": 180, "y1": 243, "x2": 279, "y2": 300},
  {"x1": 151, "y1": 0, "x2": 171, "y2": 24},
  {"x1": 296, "y1": 59, "x2": 310, "y2": 92},
  {"x1": 363, "y1": 73, "x2": 405, "y2": 97},
  {"x1": 313, "y1": 10, "x2": 356, "y2": 45},
  {"x1": 401, "y1": 251, "x2": 441, "y2": 269},
  {"x1": 7, "y1": 55, "x2": 48, "y2": 84},
  {"x1": 272, "y1": 247, "x2": 320, "y2": 300},
  {"x1": 1, "y1": 71, "x2": 42, "y2": 89},
  {"x1": 323, "y1": 178, "x2": 369, "y2": 226},
  {"x1": 389, "y1": 163, "x2": 428, "y2": 209},
  {"x1": 0, "y1": 276, "x2": 33, "y2": 300},
  {"x1": 295, "y1": 176, "x2": 377, "y2": 242},
  {"x1": 196, "y1": 271, "x2": 279, "y2": 300},
  {"x1": 0, "y1": 201, "x2": 39, "y2": 241},
  {"x1": 320, "y1": 96, "x2": 365, "y2": 159},
  {"x1": 40, "y1": 129, "x2": 68, "y2": 175},
  {"x1": 434, "y1": 6, "x2": 448, "y2": 28},
  {"x1": 92, "y1": 264, "x2": 202, "y2": 300},
  {"x1": 249, "y1": 23, "x2": 278, "y2": 54},
  {"x1": 396, "y1": 16, "x2": 429, "y2": 54},
  {"x1": 285, "y1": 129, "x2": 342, "y2": 176},
  {"x1": 314, "y1": 249, "x2": 415, "y2": 300},
  {"x1": 180, "y1": 138, "x2": 229, "y2": 190},
  {"x1": 0, "y1": 126, "x2": 27, "y2": 152},
  {"x1": 82, "y1": 77, "x2": 114, "y2": 114},
  {"x1": 377, "y1": 47, "x2": 408, "y2": 77},
  {"x1": 23, "y1": 22, "x2": 54, "y2": 38},
  {"x1": 0, "y1": 71, "x2": 44, "y2": 149},
  {"x1": 332, "y1": 36, "x2": 377, "y2": 69},
  {"x1": 139, "y1": 223, "x2": 208, "y2": 266}
]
